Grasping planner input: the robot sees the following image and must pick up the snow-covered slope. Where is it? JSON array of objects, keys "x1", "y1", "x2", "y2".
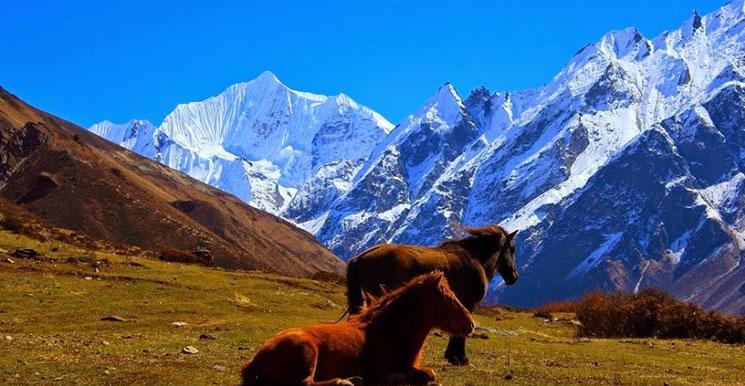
[
  {"x1": 91, "y1": 0, "x2": 745, "y2": 314},
  {"x1": 90, "y1": 72, "x2": 393, "y2": 213}
]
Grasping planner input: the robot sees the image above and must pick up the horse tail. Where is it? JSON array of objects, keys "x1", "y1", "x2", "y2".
[{"x1": 346, "y1": 257, "x2": 365, "y2": 315}]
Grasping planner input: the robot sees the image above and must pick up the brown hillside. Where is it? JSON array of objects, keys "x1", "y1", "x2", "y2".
[{"x1": 0, "y1": 87, "x2": 344, "y2": 276}]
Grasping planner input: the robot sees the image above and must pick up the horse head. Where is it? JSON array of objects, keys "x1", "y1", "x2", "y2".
[
  {"x1": 421, "y1": 272, "x2": 475, "y2": 337},
  {"x1": 464, "y1": 225, "x2": 520, "y2": 285}
]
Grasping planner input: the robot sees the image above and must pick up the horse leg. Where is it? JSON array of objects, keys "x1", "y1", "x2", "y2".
[
  {"x1": 444, "y1": 336, "x2": 468, "y2": 365},
  {"x1": 444, "y1": 302, "x2": 475, "y2": 366},
  {"x1": 346, "y1": 257, "x2": 365, "y2": 314}
]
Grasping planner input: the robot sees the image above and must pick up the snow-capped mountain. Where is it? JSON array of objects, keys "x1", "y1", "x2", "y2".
[
  {"x1": 90, "y1": 71, "x2": 393, "y2": 213},
  {"x1": 91, "y1": 0, "x2": 745, "y2": 314},
  {"x1": 298, "y1": 0, "x2": 745, "y2": 314}
]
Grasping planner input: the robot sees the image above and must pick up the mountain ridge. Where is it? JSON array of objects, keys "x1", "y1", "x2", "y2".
[{"x1": 90, "y1": 0, "x2": 745, "y2": 313}]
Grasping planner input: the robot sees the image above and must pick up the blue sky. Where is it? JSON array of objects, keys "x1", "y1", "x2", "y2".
[{"x1": 1, "y1": 0, "x2": 724, "y2": 127}]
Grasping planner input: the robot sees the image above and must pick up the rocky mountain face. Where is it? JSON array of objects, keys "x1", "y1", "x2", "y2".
[
  {"x1": 91, "y1": 1, "x2": 745, "y2": 314},
  {"x1": 0, "y1": 87, "x2": 344, "y2": 277}
]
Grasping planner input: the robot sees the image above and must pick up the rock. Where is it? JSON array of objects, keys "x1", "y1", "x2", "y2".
[
  {"x1": 83, "y1": 276, "x2": 93, "y2": 281},
  {"x1": 182, "y1": 346, "x2": 199, "y2": 355},
  {"x1": 470, "y1": 331, "x2": 490, "y2": 339},
  {"x1": 5, "y1": 335, "x2": 13, "y2": 341},
  {"x1": 11, "y1": 248, "x2": 41, "y2": 260},
  {"x1": 212, "y1": 365, "x2": 227, "y2": 372},
  {"x1": 533, "y1": 311, "x2": 554, "y2": 320},
  {"x1": 101, "y1": 340, "x2": 110, "y2": 346},
  {"x1": 100, "y1": 315, "x2": 129, "y2": 322},
  {"x1": 5, "y1": 258, "x2": 14, "y2": 264},
  {"x1": 312, "y1": 298, "x2": 340, "y2": 310},
  {"x1": 199, "y1": 334, "x2": 217, "y2": 341},
  {"x1": 171, "y1": 321, "x2": 189, "y2": 327}
]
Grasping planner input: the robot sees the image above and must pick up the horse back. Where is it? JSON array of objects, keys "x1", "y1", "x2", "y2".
[{"x1": 349, "y1": 243, "x2": 487, "y2": 304}]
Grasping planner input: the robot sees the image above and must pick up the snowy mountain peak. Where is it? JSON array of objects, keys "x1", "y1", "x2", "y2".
[
  {"x1": 90, "y1": 73, "x2": 393, "y2": 213},
  {"x1": 599, "y1": 27, "x2": 648, "y2": 59}
]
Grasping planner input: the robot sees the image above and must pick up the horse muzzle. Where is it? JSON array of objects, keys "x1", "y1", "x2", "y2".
[{"x1": 463, "y1": 321, "x2": 476, "y2": 337}]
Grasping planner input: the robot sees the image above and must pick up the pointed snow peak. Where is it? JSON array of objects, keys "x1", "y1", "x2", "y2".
[
  {"x1": 681, "y1": 10, "x2": 705, "y2": 37},
  {"x1": 243, "y1": 70, "x2": 287, "y2": 92},
  {"x1": 430, "y1": 82, "x2": 463, "y2": 105},
  {"x1": 254, "y1": 70, "x2": 282, "y2": 85},
  {"x1": 599, "y1": 27, "x2": 647, "y2": 59},
  {"x1": 334, "y1": 92, "x2": 356, "y2": 106}
]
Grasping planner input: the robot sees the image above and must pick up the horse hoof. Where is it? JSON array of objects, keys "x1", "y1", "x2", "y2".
[
  {"x1": 345, "y1": 376, "x2": 364, "y2": 386},
  {"x1": 445, "y1": 356, "x2": 470, "y2": 366}
]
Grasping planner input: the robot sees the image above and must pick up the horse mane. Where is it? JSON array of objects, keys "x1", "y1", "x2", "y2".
[
  {"x1": 438, "y1": 224, "x2": 507, "y2": 252},
  {"x1": 350, "y1": 271, "x2": 446, "y2": 325}
]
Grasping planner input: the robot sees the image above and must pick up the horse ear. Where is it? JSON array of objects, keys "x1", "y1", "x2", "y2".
[
  {"x1": 364, "y1": 291, "x2": 379, "y2": 305},
  {"x1": 508, "y1": 230, "x2": 518, "y2": 241}
]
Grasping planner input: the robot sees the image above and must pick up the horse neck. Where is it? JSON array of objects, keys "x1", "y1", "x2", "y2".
[
  {"x1": 363, "y1": 292, "x2": 434, "y2": 365},
  {"x1": 457, "y1": 237, "x2": 500, "y2": 277}
]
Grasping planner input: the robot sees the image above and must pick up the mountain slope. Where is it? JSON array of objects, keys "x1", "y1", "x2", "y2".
[{"x1": 0, "y1": 87, "x2": 343, "y2": 276}]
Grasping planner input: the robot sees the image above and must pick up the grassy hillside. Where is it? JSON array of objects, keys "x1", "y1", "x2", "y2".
[{"x1": 1, "y1": 230, "x2": 744, "y2": 385}]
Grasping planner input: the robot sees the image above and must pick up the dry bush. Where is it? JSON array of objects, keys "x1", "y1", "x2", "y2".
[
  {"x1": 0, "y1": 215, "x2": 25, "y2": 234},
  {"x1": 530, "y1": 300, "x2": 578, "y2": 315},
  {"x1": 576, "y1": 288, "x2": 745, "y2": 343},
  {"x1": 311, "y1": 271, "x2": 345, "y2": 284},
  {"x1": 158, "y1": 249, "x2": 210, "y2": 265}
]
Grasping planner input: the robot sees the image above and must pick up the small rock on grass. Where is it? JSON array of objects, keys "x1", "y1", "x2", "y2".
[
  {"x1": 182, "y1": 346, "x2": 199, "y2": 355},
  {"x1": 5, "y1": 335, "x2": 13, "y2": 341},
  {"x1": 101, "y1": 315, "x2": 130, "y2": 322},
  {"x1": 5, "y1": 258, "x2": 14, "y2": 264},
  {"x1": 171, "y1": 321, "x2": 189, "y2": 327},
  {"x1": 212, "y1": 365, "x2": 227, "y2": 372}
]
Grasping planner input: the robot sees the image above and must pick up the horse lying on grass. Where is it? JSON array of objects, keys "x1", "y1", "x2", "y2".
[
  {"x1": 346, "y1": 224, "x2": 519, "y2": 365},
  {"x1": 240, "y1": 271, "x2": 475, "y2": 386}
]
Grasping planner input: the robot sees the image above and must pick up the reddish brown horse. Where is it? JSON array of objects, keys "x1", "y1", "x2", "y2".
[
  {"x1": 346, "y1": 224, "x2": 519, "y2": 365},
  {"x1": 240, "y1": 272, "x2": 474, "y2": 386}
]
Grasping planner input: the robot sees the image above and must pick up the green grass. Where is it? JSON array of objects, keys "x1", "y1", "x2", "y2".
[{"x1": 1, "y1": 231, "x2": 744, "y2": 385}]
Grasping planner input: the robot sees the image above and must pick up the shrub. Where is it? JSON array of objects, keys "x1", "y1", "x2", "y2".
[
  {"x1": 530, "y1": 300, "x2": 577, "y2": 315},
  {"x1": 159, "y1": 249, "x2": 206, "y2": 265},
  {"x1": 311, "y1": 271, "x2": 345, "y2": 284},
  {"x1": 575, "y1": 288, "x2": 745, "y2": 343},
  {"x1": 0, "y1": 215, "x2": 25, "y2": 234}
]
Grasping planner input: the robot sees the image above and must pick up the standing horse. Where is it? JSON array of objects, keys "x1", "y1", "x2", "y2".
[
  {"x1": 240, "y1": 272, "x2": 474, "y2": 386},
  {"x1": 345, "y1": 224, "x2": 519, "y2": 366}
]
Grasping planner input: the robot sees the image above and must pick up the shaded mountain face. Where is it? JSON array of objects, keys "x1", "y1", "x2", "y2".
[
  {"x1": 0, "y1": 88, "x2": 344, "y2": 277},
  {"x1": 90, "y1": 1, "x2": 745, "y2": 314}
]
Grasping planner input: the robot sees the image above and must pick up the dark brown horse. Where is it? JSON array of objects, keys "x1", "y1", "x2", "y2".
[
  {"x1": 346, "y1": 224, "x2": 519, "y2": 365},
  {"x1": 241, "y1": 272, "x2": 474, "y2": 386}
]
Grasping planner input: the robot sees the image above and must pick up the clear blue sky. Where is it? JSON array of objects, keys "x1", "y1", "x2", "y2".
[{"x1": 1, "y1": 0, "x2": 724, "y2": 127}]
